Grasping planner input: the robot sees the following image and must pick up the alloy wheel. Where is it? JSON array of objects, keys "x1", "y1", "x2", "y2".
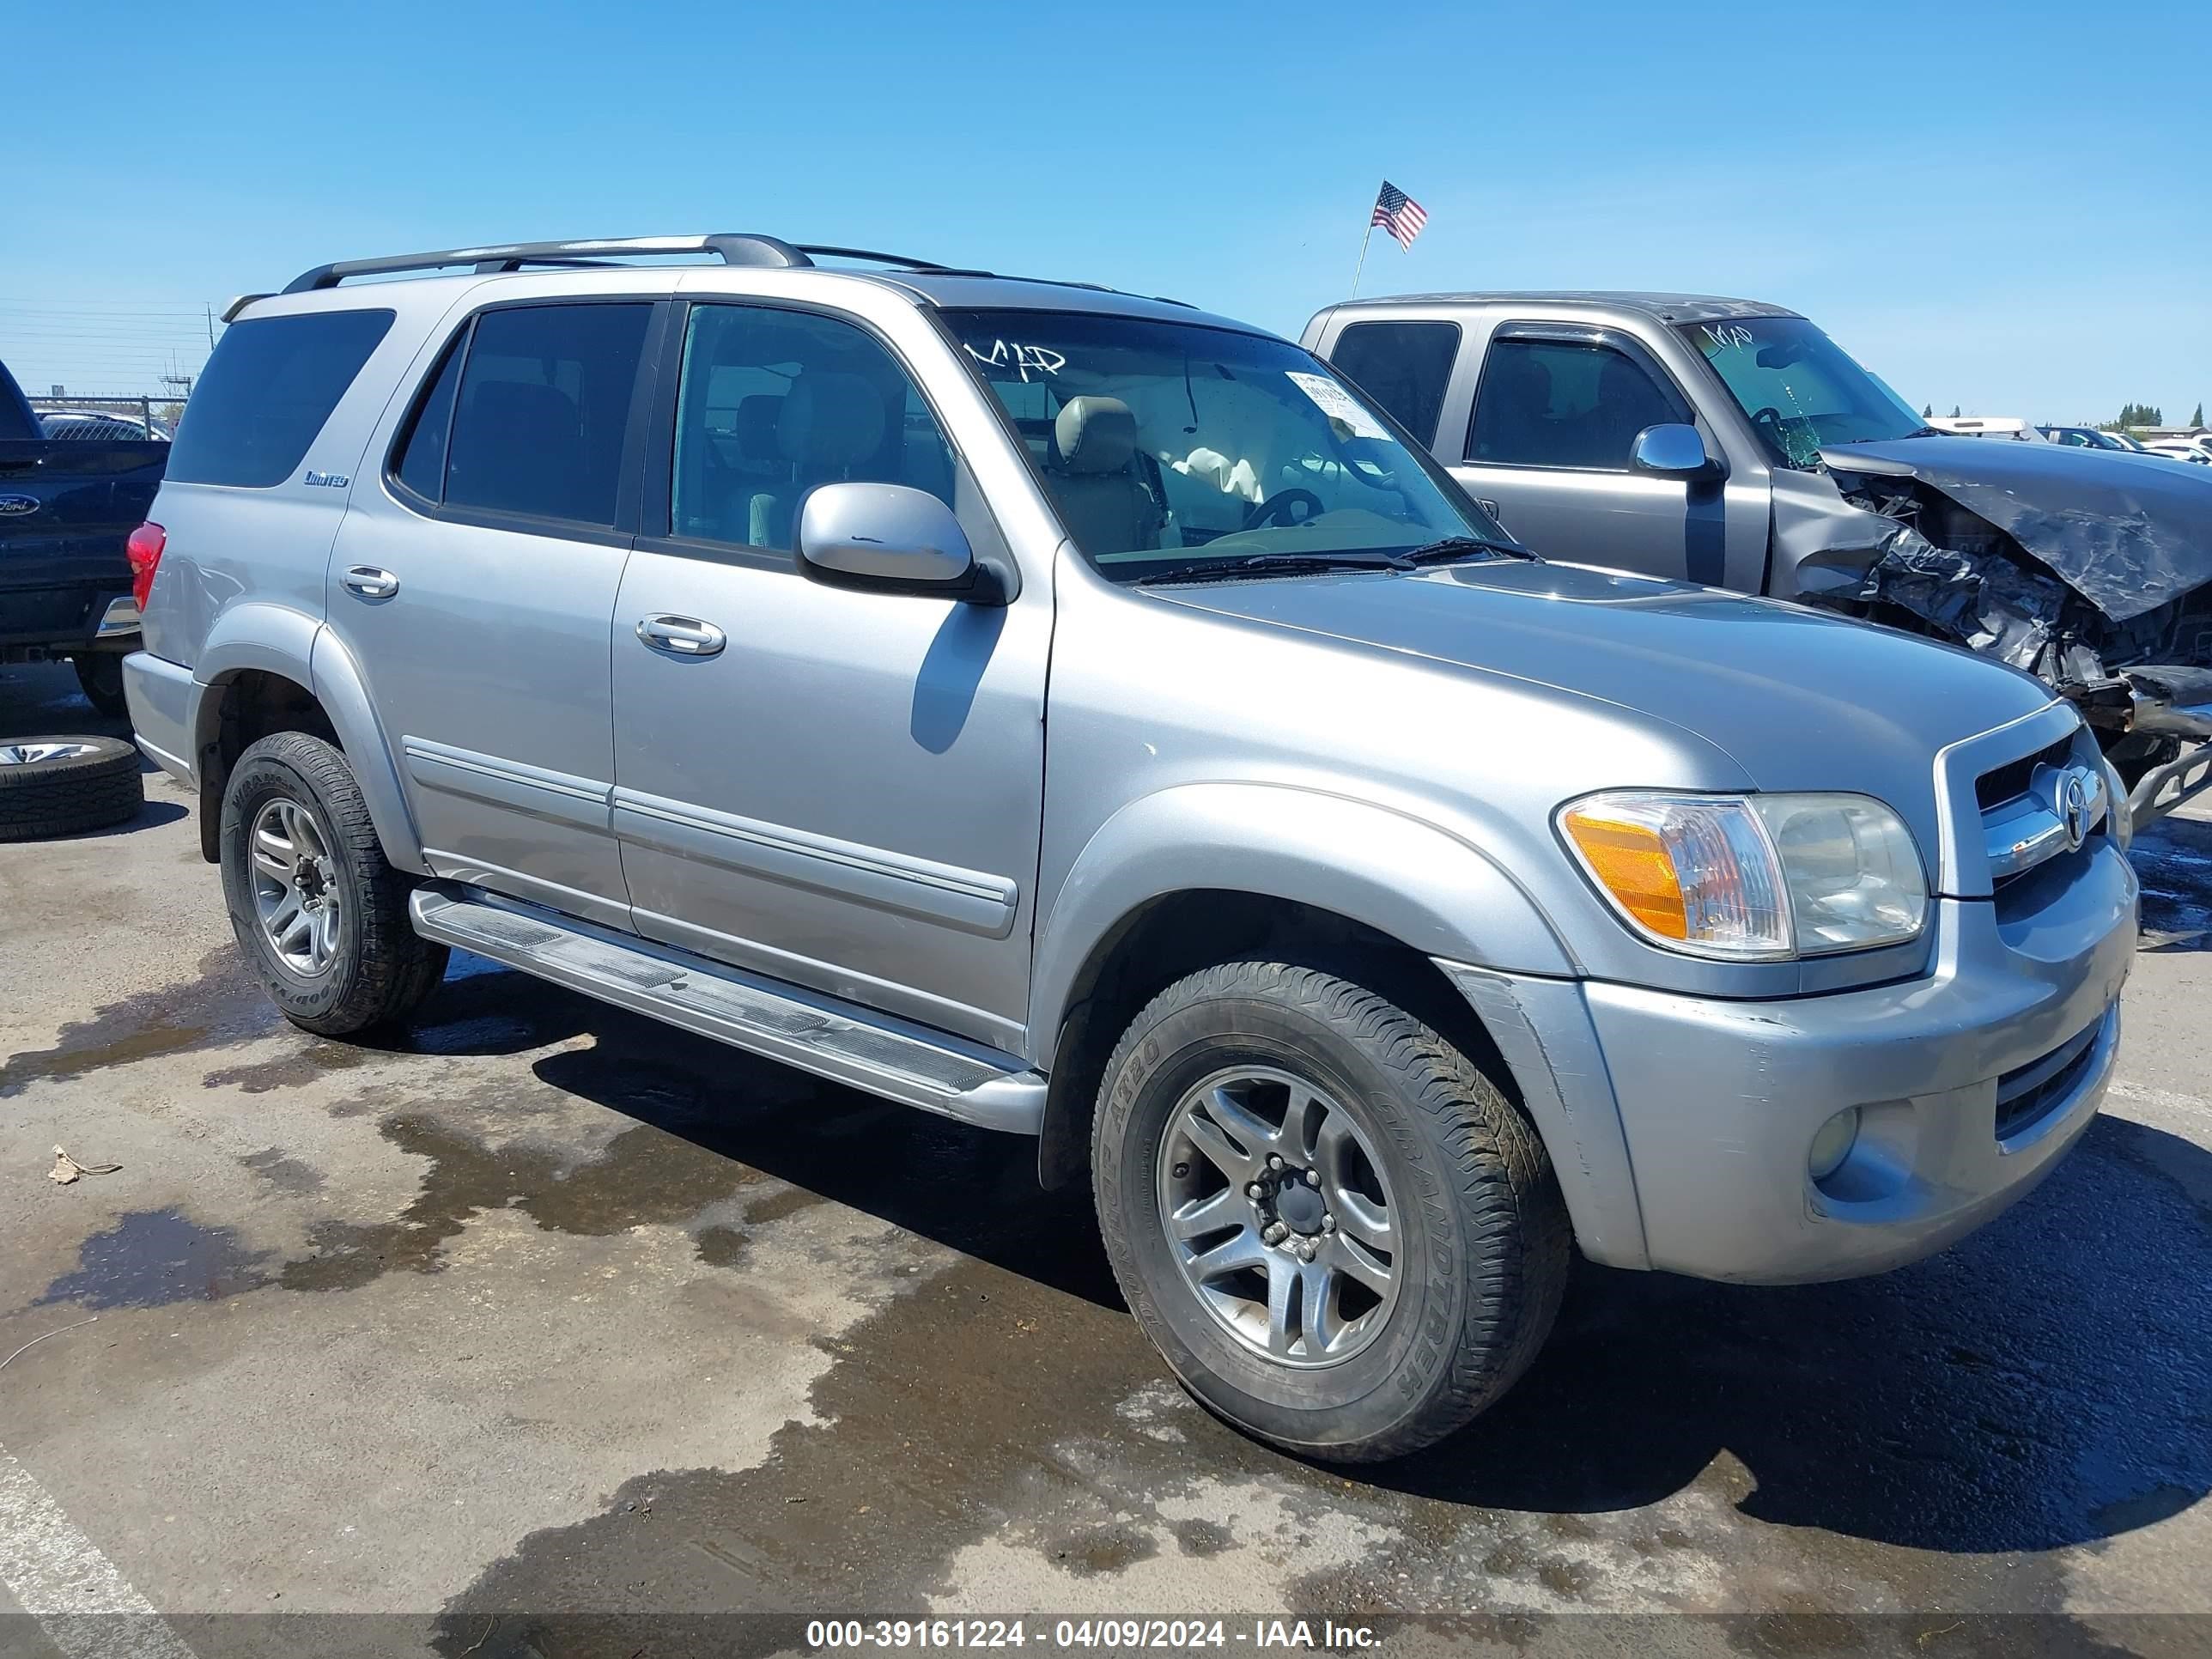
[
  {"x1": 1155, "y1": 1066, "x2": 1401, "y2": 1368},
  {"x1": 248, "y1": 797, "x2": 343, "y2": 976}
]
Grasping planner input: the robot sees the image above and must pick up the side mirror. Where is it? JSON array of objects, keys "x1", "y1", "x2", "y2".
[
  {"x1": 1631, "y1": 422, "x2": 1725, "y2": 482},
  {"x1": 797, "y1": 483, "x2": 1004, "y2": 601}
]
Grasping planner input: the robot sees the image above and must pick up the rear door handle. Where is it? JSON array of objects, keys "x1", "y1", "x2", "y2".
[
  {"x1": 635, "y1": 615, "x2": 726, "y2": 658},
  {"x1": 342, "y1": 566, "x2": 399, "y2": 600}
]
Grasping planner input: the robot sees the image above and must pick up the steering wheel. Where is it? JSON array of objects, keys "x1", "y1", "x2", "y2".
[
  {"x1": 1749, "y1": 405, "x2": 1787, "y2": 441},
  {"x1": 1242, "y1": 488, "x2": 1325, "y2": 530}
]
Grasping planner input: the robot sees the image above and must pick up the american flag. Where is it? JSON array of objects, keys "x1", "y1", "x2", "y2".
[{"x1": 1370, "y1": 181, "x2": 1428, "y2": 250}]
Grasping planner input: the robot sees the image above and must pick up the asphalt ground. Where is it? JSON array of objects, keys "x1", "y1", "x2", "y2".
[{"x1": 3, "y1": 658, "x2": 2208, "y2": 1659}]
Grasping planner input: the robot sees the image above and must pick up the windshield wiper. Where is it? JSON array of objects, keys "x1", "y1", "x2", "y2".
[
  {"x1": 1134, "y1": 551, "x2": 1413, "y2": 586},
  {"x1": 1398, "y1": 535, "x2": 1535, "y2": 566}
]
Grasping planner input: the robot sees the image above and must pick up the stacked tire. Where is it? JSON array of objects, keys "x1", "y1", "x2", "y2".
[{"x1": 0, "y1": 736, "x2": 144, "y2": 840}]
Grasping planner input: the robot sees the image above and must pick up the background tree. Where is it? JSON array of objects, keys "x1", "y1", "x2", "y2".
[
  {"x1": 2193, "y1": 402, "x2": 2204, "y2": 427},
  {"x1": 1923, "y1": 402, "x2": 1934, "y2": 418},
  {"x1": 1950, "y1": 404, "x2": 1961, "y2": 418}
]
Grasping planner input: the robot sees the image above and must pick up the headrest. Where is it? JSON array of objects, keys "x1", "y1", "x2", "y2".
[
  {"x1": 735, "y1": 394, "x2": 783, "y2": 457},
  {"x1": 1495, "y1": 353, "x2": 1553, "y2": 403},
  {"x1": 778, "y1": 373, "x2": 884, "y2": 468},
  {"x1": 1054, "y1": 396, "x2": 1138, "y2": 475}
]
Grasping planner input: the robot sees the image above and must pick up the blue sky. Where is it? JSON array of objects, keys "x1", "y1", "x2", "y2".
[{"x1": 3, "y1": 0, "x2": 2205, "y2": 422}]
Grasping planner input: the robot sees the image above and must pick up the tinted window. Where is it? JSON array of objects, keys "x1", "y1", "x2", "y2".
[
  {"x1": 166, "y1": 309, "x2": 394, "y2": 488},
  {"x1": 392, "y1": 335, "x2": 465, "y2": 502},
  {"x1": 1467, "y1": 338, "x2": 1692, "y2": 471},
  {"x1": 671, "y1": 304, "x2": 955, "y2": 547},
  {"x1": 444, "y1": 303, "x2": 651, "y2": 526},
  {"x1": 1328, "y1": 321, "x2": 1460, "y2": 447},
  {"x1": 1678, "y1": 317, "x2": 1925, "y2": 467},
  {"x1": 944, "y1": 308, "x2": 1506, "y2": 578}
]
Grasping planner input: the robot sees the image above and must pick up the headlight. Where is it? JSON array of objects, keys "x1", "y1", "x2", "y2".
[{"x1": 1559, "y1": 791, "x2": 1928, "y2": 960}]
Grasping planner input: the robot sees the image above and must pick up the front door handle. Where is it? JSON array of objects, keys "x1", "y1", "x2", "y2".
[
  {"x1": 342, "y1": 566, "x2": 399, "y2": 600},
  {"x1": 635, "y1": 615, "x2": 726, "y2": 658}
]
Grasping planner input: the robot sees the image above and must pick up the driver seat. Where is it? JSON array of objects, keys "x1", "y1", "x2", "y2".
[{"x1": 1046, "y1": 397, "x2": 1160, "y2": 556}]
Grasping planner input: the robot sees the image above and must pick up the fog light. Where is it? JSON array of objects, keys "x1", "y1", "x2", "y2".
[{"x1": 1808, "y1": 1107, "x2": 1861, "y2": 1182}]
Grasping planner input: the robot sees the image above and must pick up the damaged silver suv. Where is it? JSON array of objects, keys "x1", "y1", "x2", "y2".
[
  {"x1": 127, "y1": 236, "x2": 2138, "y2": 1461},
  {"x1": 1310, "y1": 294, "x2": 2212, "y2": 822}
]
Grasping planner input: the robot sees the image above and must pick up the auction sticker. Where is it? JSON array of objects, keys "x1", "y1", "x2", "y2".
[{"x1": 1285, "y1": 373, "x2": 1389, "y2": 438}]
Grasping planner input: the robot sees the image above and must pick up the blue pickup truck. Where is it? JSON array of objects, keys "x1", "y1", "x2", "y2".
[{"x1": 1, "y1": 356, "x2": 168, "y2": 714}]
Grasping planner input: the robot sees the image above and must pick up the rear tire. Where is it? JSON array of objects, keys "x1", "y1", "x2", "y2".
[
  {"x1": 72, "y1": 653, "x2": 131, "y2": 718},
  {"x1": 220, "y1": 731, "x2": 448, "y2": 1036},
  {"x1": 1092, "y1": 960, "x2": 1571, "y2": 1462},
  {"x1": 0, "y1": 735, "x2": 143, "y2": 840}
]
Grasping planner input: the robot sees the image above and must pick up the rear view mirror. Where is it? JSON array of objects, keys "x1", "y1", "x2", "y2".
[
  {"x1": 1632, "y1": 423, "x2": 1725, "y2": 482},
  {"x1": 797, "y1": 483, "x2": 1006, "y2": 601}
]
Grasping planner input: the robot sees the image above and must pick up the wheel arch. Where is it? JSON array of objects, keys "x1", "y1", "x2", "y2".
[
  {"x1": 186, "y1": 619, "x2": 422, "y2": 872},
  {"x1": 1029, "y1": 783, "x2": 1580, "y2": 1192}
]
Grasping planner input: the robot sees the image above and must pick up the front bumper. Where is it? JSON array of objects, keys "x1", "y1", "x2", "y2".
[{"x1": 1445, "y1": 837, "x2": 2138, "y2": 1285}]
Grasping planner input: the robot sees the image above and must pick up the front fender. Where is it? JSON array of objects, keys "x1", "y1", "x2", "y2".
[{"x1": 1029, "y1": 781, "x2": 1577, "y2": 1049}]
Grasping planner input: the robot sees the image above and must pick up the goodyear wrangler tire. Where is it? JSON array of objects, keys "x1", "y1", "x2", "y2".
[
  {"x1": 220, "y1": 732, "x2": 448, "y2": 1036},
  {"x1": 1093, "y1": 960, "x2": 1571, "y2": 1462},
  {"x1": 0, "y1": 735, "x2": 143, "y2": 840}
]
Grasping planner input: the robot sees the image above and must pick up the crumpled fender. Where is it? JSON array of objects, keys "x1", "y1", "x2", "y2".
[{"x1": 1818, "y1": 437, "x2": 2212, "y2": 623}]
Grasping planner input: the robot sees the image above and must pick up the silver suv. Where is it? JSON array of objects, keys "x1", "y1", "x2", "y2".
[{"x1": 125, "y1": 234, "x2": 2137, "y2": 1462}]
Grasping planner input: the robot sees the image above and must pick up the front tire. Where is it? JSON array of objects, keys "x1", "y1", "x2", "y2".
[
  {"x1": 220, "y1": 732, "x2": 447, "y2": 1036},
  {"x1": 1093, "y1": 961, "x2": 1570, "y2": 1462}
]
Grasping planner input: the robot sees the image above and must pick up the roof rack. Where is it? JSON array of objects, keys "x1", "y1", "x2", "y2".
[
  {"x1": 793, "y1": 245, "x2": 980, "y2": 275},
  {"x1": 277, "y1": 234, "x2": 820, "y2": 296},
  {"x1": 228, "y1": 234, "x2": 1195, "y2": 323}
]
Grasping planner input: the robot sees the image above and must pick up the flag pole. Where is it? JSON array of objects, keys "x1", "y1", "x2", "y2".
[{"x1": 1351, "y1": 222, "x2": 1375, "y2": 298}]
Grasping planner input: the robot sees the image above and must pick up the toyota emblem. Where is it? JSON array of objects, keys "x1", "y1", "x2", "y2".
[{"x1": 2060, "y1": 773, "x2": 2090, "y2": 851}]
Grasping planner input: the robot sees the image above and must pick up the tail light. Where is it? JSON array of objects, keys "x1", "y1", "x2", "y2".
[{"x1": 125, "y1": 521, "x2": 166, "y2": 611}]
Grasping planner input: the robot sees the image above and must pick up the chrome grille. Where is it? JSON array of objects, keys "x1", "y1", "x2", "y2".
[{"x1": 1978, "y1": 745, "x2": 2107, "y2": 887}]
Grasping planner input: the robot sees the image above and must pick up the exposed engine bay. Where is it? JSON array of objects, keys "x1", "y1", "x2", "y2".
[{"x1": 1784, "y1": 442, "x2": 2212, "y2": 817}]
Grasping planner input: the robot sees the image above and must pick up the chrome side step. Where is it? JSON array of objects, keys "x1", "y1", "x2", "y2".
[{"x1": 409, "y1": 887, "x2": 1046, "y2": 1134}]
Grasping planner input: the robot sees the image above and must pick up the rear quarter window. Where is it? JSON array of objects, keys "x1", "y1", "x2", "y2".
[
  {"x1": 1328, "y1": 320, "x2": 1461, "y2": 447},
  {"x1": 166, "y1": 309, "x2": 395, "y2": 488}
]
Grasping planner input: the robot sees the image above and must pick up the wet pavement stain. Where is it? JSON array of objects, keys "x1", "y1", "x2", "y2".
[
  {"x1": 240, "y1": 1147, "x2": 326, "y2": 1195},
  {"x1": 279, "y1": 1115, "x2": 754, "y2": 1291},
  {"x1": 430, "y1": 1253, "x2": 1182, "y2": 1655},
  {"x1": 1045, "y1": 1524, "x2": 1160, "y2": 1577},
  {"x1": 422, "y1": 1091, "x2": 2212, "y2": 1650},
  {"x1": 204, "y1": 1040, "x2": 370, "y2": 1093},
  {"x1": 1, "y1": 946, "x2": 270, "y2": 1097},
  {"x1": 35, "y1": 1208, "x2": 275, "y2": 1310},
  {"x1": 691, "y1": 1224, "x2": 749, "y2": 1267},
  {"x1": 742, "y1": 1187, "x2": 828, "y2": 1225}
]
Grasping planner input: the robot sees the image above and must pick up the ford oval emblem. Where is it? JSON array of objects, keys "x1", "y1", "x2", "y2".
[{"x1": 0, "y1": 494, "x2": 40, "y2": 517}]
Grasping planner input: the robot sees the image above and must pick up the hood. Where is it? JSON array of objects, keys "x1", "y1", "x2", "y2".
[
  {"x1": 1152, "y1": 557, "x2": 2053, "y2": 786},
  {"x1": 1820, "y1": 434, "x2": 2212, "y2": 623}
]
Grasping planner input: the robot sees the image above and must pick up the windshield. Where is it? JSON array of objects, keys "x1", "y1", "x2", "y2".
[
  {"x1": 1678, "y1": 316, "x2": 1930, "y2": 469},
  {"x1": 942, "y1": 308, "x2": 1510, "y2": 581}
]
